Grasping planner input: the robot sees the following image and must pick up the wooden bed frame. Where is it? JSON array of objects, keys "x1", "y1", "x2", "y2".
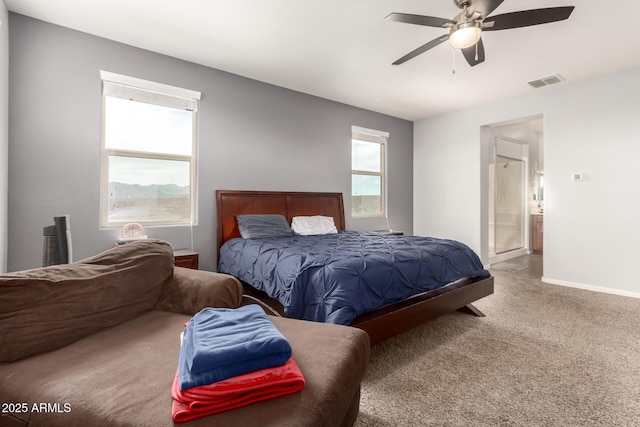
[{"x1": 216, "y1": 189, "x2": 494, "y2": 345}]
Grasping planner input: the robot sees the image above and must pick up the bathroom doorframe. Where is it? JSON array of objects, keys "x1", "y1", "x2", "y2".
[{"x1": 480, "y1": 114, "x2": 542, "y2": 267}]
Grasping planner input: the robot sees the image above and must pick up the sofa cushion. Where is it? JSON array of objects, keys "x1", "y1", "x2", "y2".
[
  {"x1": 0, "y1": 310, "x2": 370, "y2": 426},
  {"x1": 0, "y1": 239, "x2": 174, "y2": 362}
]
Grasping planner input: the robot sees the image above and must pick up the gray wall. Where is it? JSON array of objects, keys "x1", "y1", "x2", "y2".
[
  {"x1": 0, "y1": 1, "x2": 7, "y2": 273},
  {"x1": 8, "y1": 13, "x2": 413, "y2": 272}
]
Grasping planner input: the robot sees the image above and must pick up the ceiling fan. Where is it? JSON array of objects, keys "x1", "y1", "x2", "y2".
[{"x1": 386, "y1": 0, "x2": 574, "y2": 67}]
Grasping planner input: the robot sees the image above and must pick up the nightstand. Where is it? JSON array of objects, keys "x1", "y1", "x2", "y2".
[
  {"x1": 173, "y1": 250, "x2": 199, "y2": 269},
  {"x1": 372, "y1": 230, "x2": 404, "y2": 236}
]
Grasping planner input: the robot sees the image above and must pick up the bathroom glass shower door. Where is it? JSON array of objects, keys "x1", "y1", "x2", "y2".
[{"x1": 494, "y1": 155, "x2": 525, "y2": 254}]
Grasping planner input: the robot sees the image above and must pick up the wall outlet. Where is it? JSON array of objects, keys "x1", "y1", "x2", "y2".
[{"x1": 572, "y1": 172, "x2": 583, "y2": 182}]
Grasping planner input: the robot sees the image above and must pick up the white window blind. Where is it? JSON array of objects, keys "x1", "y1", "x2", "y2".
[
  {"x1": 352, "y1": 126, "x2": 389, "y2": 144},
  {"x1": 100, "y1": 70, "x2": 200, "y2": 111}
]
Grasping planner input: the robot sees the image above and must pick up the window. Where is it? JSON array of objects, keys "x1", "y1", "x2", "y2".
[
  {"x1": 351, "y1": 126, "x2": 388, "y2": 217},
  {"x1": 100, "y1": 71, "x2": 200, "y2": 227}
]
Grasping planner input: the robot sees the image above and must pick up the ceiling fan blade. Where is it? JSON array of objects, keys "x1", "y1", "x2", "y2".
[
  {"x1": 472, "y1": 0, "x2": 505, "y2": 18},
  {"x1": 385, "y1": 13, "x2": 454, "y2": 28},
  {"x1": 462, "y1": 38, "x2": 485, "y2": 67},
  {"x1": 483, "y1": 7, "x2": 575, "y2": 31},
  {"x1": 392, "y1": 34, "x2": 450, "y2": 65}
]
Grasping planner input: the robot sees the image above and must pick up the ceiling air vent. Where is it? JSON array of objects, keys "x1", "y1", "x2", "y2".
[{"x1": 527, "y1": 74, "x2": 565, "y2": 89}]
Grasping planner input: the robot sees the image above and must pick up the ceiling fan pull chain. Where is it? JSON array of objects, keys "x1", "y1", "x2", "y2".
[{"x1": 452, "y1": 48, "x2": 456, "y2": 75}]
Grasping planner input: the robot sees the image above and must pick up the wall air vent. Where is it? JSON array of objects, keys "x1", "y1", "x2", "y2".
[{"x1": 527, "y1": 74, "x2": 565, "y2": 89}]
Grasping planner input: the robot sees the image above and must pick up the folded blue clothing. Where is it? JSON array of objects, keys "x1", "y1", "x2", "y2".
[{"x1": 178, "y1": 305, "x2": 292, "y2": 390}]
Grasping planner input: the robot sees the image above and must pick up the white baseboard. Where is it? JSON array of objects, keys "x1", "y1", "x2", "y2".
[{"x1": 542, "y1": 277, "x2": 640, "y2": 300}]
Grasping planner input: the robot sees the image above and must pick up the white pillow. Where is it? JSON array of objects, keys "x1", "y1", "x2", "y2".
[{"x1": 291, "y1": 216, "x2": 338, "y2": 235}]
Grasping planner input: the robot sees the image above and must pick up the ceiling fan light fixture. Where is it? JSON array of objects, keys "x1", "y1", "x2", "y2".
[{"x1": 449, "y1": 21, "x2": 482, "y2": 49}]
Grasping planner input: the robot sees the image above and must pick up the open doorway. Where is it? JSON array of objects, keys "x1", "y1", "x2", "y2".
[{"x1": 481, "y1": 115, "x2": 544, "y2": 274}]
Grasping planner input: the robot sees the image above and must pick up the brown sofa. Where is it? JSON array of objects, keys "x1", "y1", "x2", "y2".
[{"x1": 0, "y1": 240, "x2": 370, "y2": 426}]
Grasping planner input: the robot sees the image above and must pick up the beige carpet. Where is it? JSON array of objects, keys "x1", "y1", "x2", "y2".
[{"x1": 355, "y1": 258, "x2": 640, "y2": 426}]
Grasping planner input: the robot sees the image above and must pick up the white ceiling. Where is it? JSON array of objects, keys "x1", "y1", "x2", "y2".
[{"x1": 6, "y1": 0, "x2": 640, "y2": 121}]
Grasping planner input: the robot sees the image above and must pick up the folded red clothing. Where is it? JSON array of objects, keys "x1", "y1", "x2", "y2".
[{"x1": 172, "y1": 358, "x2": 305, "y2": 423}]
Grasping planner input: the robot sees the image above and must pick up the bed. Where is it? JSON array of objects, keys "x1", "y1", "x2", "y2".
[{"x1": 216, "y1": 190, "x2": 494, "y2": 345}]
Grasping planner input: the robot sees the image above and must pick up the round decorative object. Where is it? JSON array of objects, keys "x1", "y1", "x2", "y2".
[{"x1": 122, "y1": 223, "x2": 144, "y2": 238}]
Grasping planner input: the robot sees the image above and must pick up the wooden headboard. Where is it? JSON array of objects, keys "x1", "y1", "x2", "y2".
[{"x1": 216, "y1": 190, "x2": 346, "y2": 251}]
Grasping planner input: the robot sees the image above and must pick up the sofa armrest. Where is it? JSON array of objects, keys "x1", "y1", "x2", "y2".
[{"x1": 154, "y1": 267, "x2": 243, "y2": 315}]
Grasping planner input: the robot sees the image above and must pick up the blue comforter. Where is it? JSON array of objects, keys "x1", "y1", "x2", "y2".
[{"x1": 218, "y1": 231, "x2": 490, "y2": 326}]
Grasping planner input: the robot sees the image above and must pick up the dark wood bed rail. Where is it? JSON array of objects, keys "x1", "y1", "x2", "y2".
[{"x1": 351, "y1": 277, "x2": 494, "y2": 345}]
